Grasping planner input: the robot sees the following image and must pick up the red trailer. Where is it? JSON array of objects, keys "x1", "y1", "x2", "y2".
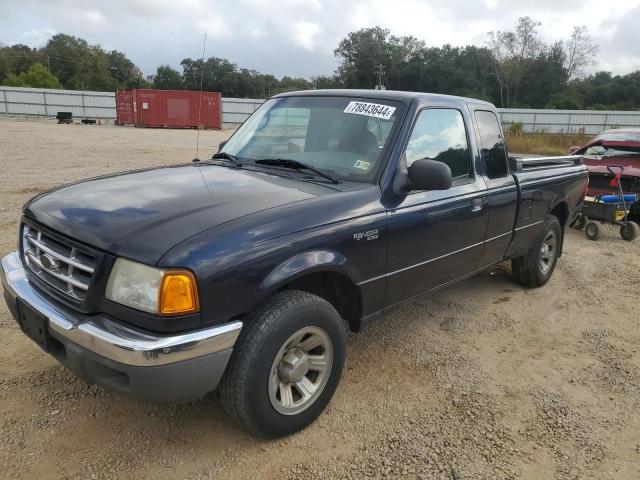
[{"x1": 115, "y1": 89, "x2": 222, "y2": 129}]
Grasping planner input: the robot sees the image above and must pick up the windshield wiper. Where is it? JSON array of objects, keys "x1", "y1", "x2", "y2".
[
  {"x1": 254, "y1": 158, "x2": 341, "y2": 184},
  {"x1": 211, "y1": 151, "x2": 244, "y2": 167}
]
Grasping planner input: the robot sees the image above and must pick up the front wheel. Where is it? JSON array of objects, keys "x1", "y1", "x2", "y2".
[
  {"x1": 219, "y1": 290, "x2": 347, "y2": 438},
  {"x1": 512, "y1": 215, "x2": 562, "y2": 287}
]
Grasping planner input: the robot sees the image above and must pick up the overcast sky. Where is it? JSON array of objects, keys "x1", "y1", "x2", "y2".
[{"x1": 1, "y1": 0, "x2": 639, "y2": 79}]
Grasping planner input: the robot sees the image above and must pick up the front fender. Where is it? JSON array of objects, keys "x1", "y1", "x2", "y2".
[{"x1": 260, "y1": 249, "x2": 352, "y2": 291}]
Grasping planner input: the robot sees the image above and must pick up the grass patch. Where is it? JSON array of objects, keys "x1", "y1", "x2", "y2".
[{"x1": 505, "y1": 131, "x2": 592, "y2": 156}]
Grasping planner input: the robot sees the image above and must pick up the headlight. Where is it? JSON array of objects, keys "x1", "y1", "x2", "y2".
[{"x1": 105, "y1": 258, "x2": 199, "y2": 315}]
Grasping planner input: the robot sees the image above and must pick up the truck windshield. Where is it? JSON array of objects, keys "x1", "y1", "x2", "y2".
[{"x1": 220, "y1": 96, "x2": 402, "y2": 183}]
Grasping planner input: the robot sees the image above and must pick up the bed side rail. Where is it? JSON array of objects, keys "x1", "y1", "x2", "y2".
[{"x1": 509, "y1": 155, "x2": 583, "y2": 172}]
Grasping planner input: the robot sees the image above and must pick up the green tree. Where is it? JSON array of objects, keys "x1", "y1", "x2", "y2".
[
  {"x1": 563, "y1": 26, "x2": 598, "y2": 80},
  {"x1": 487, "y1": 17, "x2": 546, "y2": 107},
  {"x1": 43, "y1": 34, "x2": 90, "y2": 87},
  {"x1": 3, "y1": 44, "x2": 39, "y2": 75},
  {"x1": 107, "y1": 50, "x2": 147, "y2": 88},
  {"x1": 274, "y1": 76, "x2": 311, "y2": 94},
  {"x1": 516, "y1": 43, "x2": 568, "y2": 108},
  {"x1": 0, "y1": 50, "x2": 11, "y2": 82},
  {"x1": 66, "y1": 47, "x2": 119, "y2": 90},
  {"x1": 153, "y1": 65, "x2": 184, "y2": 90},
  {"x1": 1, "y1": 62, "x2": 62, "y2": 88},
  {"x1": 334, "y1": 27, "x2": 405, "y2": 88},
  {"x1": 396, "y1": 45, "x2": 495, "y2": 100},
  {"x1": 310, "y1": 74, "x2": 342, "y2": 89}
]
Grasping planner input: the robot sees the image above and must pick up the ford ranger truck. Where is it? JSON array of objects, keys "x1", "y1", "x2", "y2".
[{"x1": 1, "y1": 90, "x2": 588, "y2": 437}]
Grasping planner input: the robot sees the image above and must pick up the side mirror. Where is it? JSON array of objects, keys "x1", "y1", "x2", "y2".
[
  {"x1": 568, "y1": 146, "x2": 580, "y2": 154},
  {"x1": 408, "y1": 159, "x2": 452, "y2": 191},
  {"x1": 218, "y1": 140, "x2": 227, "y2": 152}
]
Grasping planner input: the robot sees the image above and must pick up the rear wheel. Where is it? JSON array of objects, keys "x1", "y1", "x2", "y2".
[
  {"x1": 620, "y1": 221, "x2": 639, "y2": 241},
  {"x1": 219, "y1": 290, "x2": 347, "y2": 438},
  {"x1": 512, "y1": 215, "x2": 562, "y2": 287},
  {"x1": 585, "y1": 221, "x2": 601, "y2": 241}
]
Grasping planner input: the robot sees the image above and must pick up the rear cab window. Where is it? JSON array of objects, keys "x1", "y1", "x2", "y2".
[{"x1": 475, "y1": 110, "x2": 509, "y2": 179}]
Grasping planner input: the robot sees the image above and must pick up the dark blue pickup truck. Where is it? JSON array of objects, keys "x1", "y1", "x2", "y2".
[{"x1": 2, "y1": 90, "x2": 587, "y2": 437}]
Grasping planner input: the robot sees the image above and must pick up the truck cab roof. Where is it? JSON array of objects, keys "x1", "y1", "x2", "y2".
[{"x1": 274, "y1": 89, "x2": 496, "y2": 109}]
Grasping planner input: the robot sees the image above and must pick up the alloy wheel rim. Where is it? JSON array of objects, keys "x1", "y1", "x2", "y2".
[
  {"x1": 539, "y1": 230, "x2": 557, "y2": 275},
  {"x1": 268, "y1": 326, "x2": 333, "y2": 415}
]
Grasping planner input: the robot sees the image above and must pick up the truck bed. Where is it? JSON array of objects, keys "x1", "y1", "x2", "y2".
[{"x1": 506, "y1": 155, "x2": 587, "y2": 259}]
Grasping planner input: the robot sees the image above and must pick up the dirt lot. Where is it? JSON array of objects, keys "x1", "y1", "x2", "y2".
[{"x1": 1, "y1": 117, "x2": 639, "y2": 479}]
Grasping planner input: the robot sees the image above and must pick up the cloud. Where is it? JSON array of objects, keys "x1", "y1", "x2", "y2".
[
  {"x1": 82, "y1": 10, "x2": 108, "y2": 28},
  {"x1": 17, "y1": 27, "x2": 57, "y2": 44},
  {"x1": 596, "y1": 4, "x2": 640, "y2": 73},
  {"x1": 196, "y1": 15, "x2": 232, "y2": 40},
  {"x1": 1, "y1": 0, "x2": 639, "y2": 78},
  {"x1": 293, "y1": 22, "x2": 321, "y2": 50}
]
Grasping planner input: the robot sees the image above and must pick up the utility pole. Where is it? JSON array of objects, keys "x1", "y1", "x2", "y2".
[{"x1": 375, "y1": 64, "x2": 386, "y2": 90}]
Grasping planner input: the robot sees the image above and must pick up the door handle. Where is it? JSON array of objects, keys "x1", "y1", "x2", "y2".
[{"x1": 471, "y1": 198, "x2": 484, "y2": 212}]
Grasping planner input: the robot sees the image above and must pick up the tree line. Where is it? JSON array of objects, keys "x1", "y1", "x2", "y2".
[{"x1": 1, "y1": 18, "x2": 639, "y2": 110}]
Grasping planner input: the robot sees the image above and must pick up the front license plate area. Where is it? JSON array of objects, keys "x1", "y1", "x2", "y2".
[{"x1": 17, "y1": 300, "x2": 50, "y2": 352}]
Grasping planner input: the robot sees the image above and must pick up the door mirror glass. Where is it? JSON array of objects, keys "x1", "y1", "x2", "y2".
[{"x1": 408, "y1": 159, "x2": 452, "y2": 191}]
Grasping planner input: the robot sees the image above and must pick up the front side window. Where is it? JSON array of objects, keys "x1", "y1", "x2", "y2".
[
  {"x1": 405, "y1": 108, "x2": 471, "y2": 179},
  {"x1": 475, "y1": 110, "x2": 509, "y2": 179},
  {"x1": 222, "y1": 96, "x2": 402, "y2": 183}
]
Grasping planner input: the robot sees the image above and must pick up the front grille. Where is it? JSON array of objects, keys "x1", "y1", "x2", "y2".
[{"x1": 22, "y1": 224, "x2": 96, "y2": 301}]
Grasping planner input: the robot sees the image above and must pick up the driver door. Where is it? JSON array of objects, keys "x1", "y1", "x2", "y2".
[{"x1": 385, "y1": 106, "x2": 489, "y2": 305}]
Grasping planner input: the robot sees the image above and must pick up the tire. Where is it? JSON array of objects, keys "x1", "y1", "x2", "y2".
[
  {"x1": 585, "y1": 221, "x2": 601, "y2": 241},
  {"x1": 620, "y1": 221, "x2": 639, "y2": 241},
  {"x1": 573, "y1": 215, "x2": 587, "y2": 230},
  {"x1": 512, "y1": 215, "x2": 562, "y2": 288},
  {"x1": 219, "y1": 290, "x2": 347, "y2": 438}
]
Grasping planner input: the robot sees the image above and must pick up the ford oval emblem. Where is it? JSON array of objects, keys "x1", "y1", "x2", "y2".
[{"x1": 39, "y1": 252, "x2": 60, "y2": 271}]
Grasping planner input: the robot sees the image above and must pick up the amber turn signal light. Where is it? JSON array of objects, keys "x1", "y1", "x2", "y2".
[{"x1": 158, "y1": 270, "x2": 199, "y2": 315}]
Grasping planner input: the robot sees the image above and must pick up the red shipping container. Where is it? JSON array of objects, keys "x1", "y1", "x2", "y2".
[{"x1": 116, "y1": 89, "x2": 222, "y2": 129}]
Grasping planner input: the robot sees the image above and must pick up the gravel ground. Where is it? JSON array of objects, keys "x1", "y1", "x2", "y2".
[{"x1": 1, "y1": 116, "x2": 639, "y2": 479}]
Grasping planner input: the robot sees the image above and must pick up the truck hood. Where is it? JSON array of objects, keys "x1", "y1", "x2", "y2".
[{"x1": 24, "y1": 164, "x2": 332, "y2": 264}]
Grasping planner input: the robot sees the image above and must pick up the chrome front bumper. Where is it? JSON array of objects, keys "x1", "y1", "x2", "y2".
[
  {"x1": 2, "y1": 251, "x2": 243, "y2": 402},
  {"x1": 1, "y1": 251, "x2": 242, "y2": 366}
]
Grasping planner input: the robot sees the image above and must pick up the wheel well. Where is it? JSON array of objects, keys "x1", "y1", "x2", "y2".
[
  {"x1": 282, "y1": 271, "x2": 362, "y2": 332},
  {"x1": 550, "y1": 202, "x2": 569, "y2": 227},
  {"x1": 549, "y1": 201, "x2": 569, "y2": 256}
]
